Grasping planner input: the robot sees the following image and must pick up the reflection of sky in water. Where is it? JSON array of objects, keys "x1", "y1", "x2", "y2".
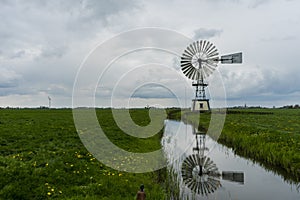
[{"x1": 162, "y1": 120, "x2": 300, "y2": 200}]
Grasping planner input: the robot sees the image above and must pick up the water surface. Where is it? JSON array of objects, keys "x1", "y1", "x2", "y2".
[{"x1": 162, "y1": 120, "x2": 300, "y2": 200}]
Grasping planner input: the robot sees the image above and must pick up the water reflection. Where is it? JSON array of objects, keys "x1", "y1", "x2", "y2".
[
  {"x1": 162, "y1": 120, "x2": 300, "y2": 200},
  {"x1": 163, "y1": 120, "x2": 300, "y2": 200},
  {"x1": 181, "y1": 154, "x2": 221, "y2": 196},
  {"x1": 180, "y1": 124, "x2": 244, "y2": 196}
]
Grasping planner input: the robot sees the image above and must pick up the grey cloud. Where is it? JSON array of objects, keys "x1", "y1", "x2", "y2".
[
  {"x1": 10, "y1": 50, "x2": 26, "y2": 59},
  {"x1": 220, "y1": 66, "x2": 300, "y2": 102},
  {"x1": 0, "y1": 68, "x2": 21, "y2": 88},
  {"x1": 193, "y1": 28, "x2": 223, "y2": 40},
  {"x1": 0, "y1": 0, "x2": 141, "y2": 60},
  {"x1": 261, "y1": 35, "x2": 297, "y2": 42},
  {"x1": 79, "y1": 0, "x2": 140, "y2": 21},
  {"x1": 1, "y1": 0, "x2": 300, "y2": 107},
  {"x1": 40, "y1": 84, "x2": 72, "y2": 96},
  {"x1": 131, "y1": 84, "x2": 176, "y2": 99},
  {"x1": 206, "y1": 0, "x2": 271, "y2": 9},
  {"x1": 39, "y1": 45, "x2": 68, "y2": 59},
  {"x1": 248, "y1": 0, "x2": 270, "y2": 8}
]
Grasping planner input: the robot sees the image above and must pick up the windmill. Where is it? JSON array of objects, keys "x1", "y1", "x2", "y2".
[
  {"x1": 181, "y1": 125, "x2": 244, "y2": 196},
  {"x1": 48, "y1": 96, "x2": 51, "y2": 109},
  {"x1": 181, "y1": 40, "x2": 242, "y2": 111}
]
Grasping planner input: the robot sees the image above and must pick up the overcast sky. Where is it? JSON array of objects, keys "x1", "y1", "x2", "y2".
[{"x1": 1, "y1": 0, "x2": 300, "y2": 108}]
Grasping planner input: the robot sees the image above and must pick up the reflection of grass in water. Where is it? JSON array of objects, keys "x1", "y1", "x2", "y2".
[
  {"x1": 0, "y1": 108, "x2": 166, "y2": 199},
  {"x1": 165, "y1": 165, "x2": 180, "y2": 200},
  {"x1": 167, "y1": 108, "x2": 300, "y2": 183}
]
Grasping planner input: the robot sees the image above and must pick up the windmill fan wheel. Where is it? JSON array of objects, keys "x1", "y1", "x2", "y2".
[
  {"x1": 181, "y1": 154, "x2": 221, "y2": 196},
  {"x1": 181, "y1": 40, "x2": 219, "y2": 80}
]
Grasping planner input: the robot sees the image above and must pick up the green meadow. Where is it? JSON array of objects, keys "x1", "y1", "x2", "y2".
[
  {"x1": 1, "y1": 108, "x2": 300, "y2": 199},
  {"x1": 0, "y1": 109, "x2": 166, "y2": 200}
]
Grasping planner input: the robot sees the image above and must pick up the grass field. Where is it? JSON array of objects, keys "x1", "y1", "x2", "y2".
[
  {"x1": 2, "y1": 108, "x2": 299, "y2": 199},
  {"x1": 169, "y1": 108, "x2": 300, "y2": 182},
  {"x1": 0, "y1": 108, "x2": 166, "y2": 199}
]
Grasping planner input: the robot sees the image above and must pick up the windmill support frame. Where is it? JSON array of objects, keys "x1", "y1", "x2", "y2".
[{"x1": 191, "y1": 60, "x2": 210, "y2": 112}]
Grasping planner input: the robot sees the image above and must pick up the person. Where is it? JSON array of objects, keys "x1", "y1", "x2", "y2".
[{"x1": 136, "y1": 184, "x2": 146, "y2": 200}]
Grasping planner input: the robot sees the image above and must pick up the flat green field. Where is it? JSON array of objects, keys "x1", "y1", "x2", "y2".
[
  {"x1": 171, "y1": 108, "x2": 300, "y2": 182},
  {"x1": 2, "y1": 108, "x2": 300, "y2": 199},
  {"x1": 0, "y1": 109, "x2": 166, "y2": 200}
]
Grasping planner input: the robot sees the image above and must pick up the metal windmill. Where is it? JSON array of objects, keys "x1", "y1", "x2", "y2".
[
  {"x1": 181, "y1": 125, "x2": 244, "y2": 196},
  {"x1": 48, "y1": 96, "x2": 51, "y2": 109},
  {"x1": 181, "y1": 40, "x2": 242, "y2": 111}
]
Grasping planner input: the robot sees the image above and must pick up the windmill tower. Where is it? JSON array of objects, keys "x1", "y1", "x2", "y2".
[
  {"x1": 181, "y1": 40, "x2": 242, "y2": 111},
  {"x1": 48, "y1": 96, "x2": 51, "y2": 109}
]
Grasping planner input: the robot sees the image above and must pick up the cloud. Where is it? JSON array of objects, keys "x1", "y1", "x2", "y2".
[
  {"x1": 131, "y1": 84, "x2": 177, "y2": 99},
  {"x1": 0, "y1": 68, "x2": 21, "y2": 88},
  {"x1": 39, "y1": 45, "x2": 68, "y2": 59},
  {"x1": 249, "y1": 0, "x2": 270, "y2": 8},
  {"x1": 219, "y1": 64, "x2": 300, "y2": 106},
  {"x1": 193, "y1": 28, "x2": 223, "y2": 40},
  {"x1": 1, "y1": 0, "x2": 300, "y2": 107},
  {"x1": 260, "y1": 35, "x2": 297, "y2": 42},
  {"x1": 0, "y1": 0, "x2": 141, "y2": 61},
  {"x1": 9, "y1": 50, "x2": 26, "y2": 59}
]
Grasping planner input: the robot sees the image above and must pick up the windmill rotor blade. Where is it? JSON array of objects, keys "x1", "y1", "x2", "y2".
[
  {"x1": 183, "y1": 69, "x2": 193, "y2": 79},
  {"x1": 190, "y1": 42, "x2": 197, "y2": 55},
  {"x1": 198, "y1": 40, "x2": 203, "y2": 52},
  {"x1": 181, "y1": 60, "x2": 191, "y2": 65},
  {"x1": 207, "y1": 49, "x2": 219, "y2": 58},
  {"x1": 182, "y1": 65, "x2": 194, "y2": 71},
  {"x1": 191, "y1": 43, "x2": 198, "y2": 55},
  {"x1": 189, "y1": 70, "x2": 196, "y2": 80},
  {"x1": 192, "y1": 70, "x2": 199, "y2": 80},
  {"x1": 187, "y1": 45, "x2": 196, "y2": 56},
  {"x1": 184, "y1": 49, "x2": 194, "y2": 58},
  {"x1": 181, "y1": 56, "x2": 192, "y2": 61},
  {"x1": 182, "y1": 67, "x2": 192, "y2": 74},
  {"x1": 192, "y1": 42, "x2": 199, "y2": 56},
  {"x1": 205, "y1": 63, "x2": 217, "y2": 72},
  {"x1": 182, "y1": 65, "x2": 193, "y2": 73},
  {"x1": 203, "y1": 41, "x2": 211, "y2": 54},
  {"x1": 182, "y1": 67, "x2": 193, "y2": 74},
  {"x1": 182, "y1": 66, "x2": 193, "y2": 74},
  {"x1": 206, "y1": 43, "x2": 214, "y2": 54},
  {"x1": 181, "y1": 62, "x2": 193, "y2": 68},
  {"x1": 202, "y1": 40, "x2": 207, "y2": 53},
  {"x1": 186, "y1": 69, "x2": 195, "y2": 79},
  {"x1": 206, "y1": 45, "x2": 217, "y2": 55},
  {"x1": 184, "y1": 49, "x2": 194, "y2": 57},
  {"x1": 207, "y1": 57, "x2": 219, "y2": 63},
  {"x1": 181, "y1": 57, "x2": 191, "y2": 61},
  {"x1": 181, "y1": 55, "x2": 192, "y2": 61},
  {"x1": 196, "y1": 41, "x2": 201, "y2": 53}
]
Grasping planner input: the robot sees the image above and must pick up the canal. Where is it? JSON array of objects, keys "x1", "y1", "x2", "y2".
[{"x1": 162, "y1": 120, "x2": 300, "y2": 200}]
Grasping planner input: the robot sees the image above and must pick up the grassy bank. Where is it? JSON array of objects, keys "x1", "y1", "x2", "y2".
[
  {"x1": 167, "y1": 108, "x2": 300, "y2": 182},
  {"x1": 0, "y1": 108, "x2": 166, "y2": 199}
]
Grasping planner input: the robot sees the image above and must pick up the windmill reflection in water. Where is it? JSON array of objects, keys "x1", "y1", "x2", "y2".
[{"x1": 181, "y1": 124, "x2": 244, "y2": 196}]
